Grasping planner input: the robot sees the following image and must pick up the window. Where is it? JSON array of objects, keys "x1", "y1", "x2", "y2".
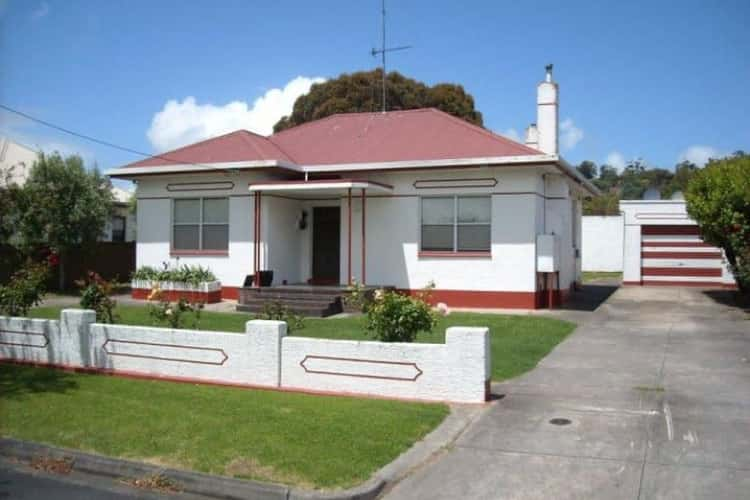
[
  {"x1": 111, "y1": 216, "x2": 126, "y2": 242},
  {"x1": 421, "y1": 196, "x2": 491, "y2": 253},
  {"x1": 173, "y1": 198, "x2": 229, "y2": 252}
]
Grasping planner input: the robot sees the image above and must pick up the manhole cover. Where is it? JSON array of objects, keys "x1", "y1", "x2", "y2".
[{"x1": 549, "y1": 418, "x2": 572, "y2": 426}]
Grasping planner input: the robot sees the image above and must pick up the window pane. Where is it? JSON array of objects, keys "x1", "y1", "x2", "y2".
[
  {"x1": 458, "y1": 225, "x2": 490, "y2": 251},
  {"x1": 174, "y1": 199, "x2": 200, "y2": 223},
  {"x1": 203, "y1": 198, "x2": 229, "y2": 224},
  {"x1": 202, "y1": 224, "x2": 229, "y2": 250},
  {"x1": 421, "y1": 197, "x2": 454, "y2": 225},
  {"x1": 458, "y1": 197, "x2": 491, "y2": 223},
  {"x1": 173, "y1": 225, "x2": 200, "y2": 250},
  {"x1": 421, "y1": 225, "x2": 454, "y2": 251}
]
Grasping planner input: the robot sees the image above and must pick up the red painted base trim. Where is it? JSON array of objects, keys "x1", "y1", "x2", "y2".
[
  {"x1": 642, "y1": 251, "x2": 722, "y2": 259},
  {"x1": 642, "y1": 267, "x2": 722, "y2": 277},
  {"x1": 221, "y1": 286, "x2": 240, "y2": 300},
  {"x1": 131, "y1": 288, "x2": 222, "y2": 304},
  {"x1": 403, "y1": 288, "x2": 568, "y2": 309},
  {"x1": 0, "y1": 359, "x2": 487, "y2": 405}
]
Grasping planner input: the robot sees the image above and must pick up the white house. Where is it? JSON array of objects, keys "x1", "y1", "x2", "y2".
[
  {"x1": 109, "y1": 67, "x2": 597, "y2": 309},
  {"x1": 0, "y1": 137, "x2": 37, "y2": 187}
]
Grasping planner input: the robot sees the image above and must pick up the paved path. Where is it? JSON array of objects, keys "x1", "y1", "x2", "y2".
[{"x1": 385, "y1": 286, "x2": 750, "y2": 500}]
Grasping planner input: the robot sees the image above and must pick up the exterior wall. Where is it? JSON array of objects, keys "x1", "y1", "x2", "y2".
[
  {"x1": 1, "y1": 310, "x2": 490, "y2": 403},
  {"x1": 101, "y1": 204, "x2": 137, "y2": 242},
  {"x1": 581, "y1": 216, "x2": 624, "y2": 272},
  {"x1": 0, "y1": 137, "x2": 37, "y2": 187},
  {"x1": 132, "y1": 166, "x2": 584, "y2": 307}
]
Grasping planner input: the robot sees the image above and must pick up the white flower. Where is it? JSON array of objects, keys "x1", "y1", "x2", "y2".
[
  {"x1": 165, "y1": 308, "x2": 173, "y2": 316},
  {"x1": 435, "y1": 302, "x2": 450, "y2": 316},
  {"x1": 374, "y1": 289, "x2": 385, "y2": 300}
]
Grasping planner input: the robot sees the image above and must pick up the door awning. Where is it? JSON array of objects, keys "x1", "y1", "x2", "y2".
[{"x1": 248, "y1": 179, "x2": 393, "y2": 197}]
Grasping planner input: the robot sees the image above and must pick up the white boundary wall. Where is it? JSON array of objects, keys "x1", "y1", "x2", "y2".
[
  {"x1": 581, "y1": 216, "x2": 624, "y2": 272},
  {"x1": 0, "y1": 310, "x2": 490, "y2": 403}
]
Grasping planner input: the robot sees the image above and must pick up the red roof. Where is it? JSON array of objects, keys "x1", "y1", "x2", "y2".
[
  {"x1": 128, "y1": 129, "x2": 293, "y2": 167},
  {"x1": 124, "y1": 108, "x2": 542, "y2": 169}
]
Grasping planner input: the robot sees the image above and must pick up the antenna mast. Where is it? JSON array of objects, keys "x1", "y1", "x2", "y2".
[{"x1": 371, "y1": 0, "x2": 411, "y2": 113}]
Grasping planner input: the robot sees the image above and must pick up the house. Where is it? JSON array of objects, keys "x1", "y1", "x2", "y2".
[
  {"x1": 620, "y1": 199, "x2": 735, "y2": 287},
  {"x1": 108, "y1": 67, "x2": 597, "y2": 309},
  {"x1": 101, "y1": 187, "x2": 137, "y2": 243},
  {"x1": 0, "y1": 137, "x2": 37, "y2": 187}
]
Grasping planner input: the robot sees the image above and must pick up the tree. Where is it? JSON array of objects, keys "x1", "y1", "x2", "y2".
[
  {"x1": 685, "y1": 153, "x2": 750, "y2": 293},
  {"x1": 273, "y1": 69, "x2": 483, "y2": 132},
  {"x1": 594, "y1": 164, "x2": 620, "y2": 193},
  {"x1": 662, "y1": 161, "x2": 698, "y2": 199},
  {"x1": 576, "y1": 160, "x2": 598, "y2": 180},
  {"x1": 17, "y1": 153, "x2": 113, "y2": 289},
  {"x1": 583, "y1": 192, "x2": 620, "y2": 216}
]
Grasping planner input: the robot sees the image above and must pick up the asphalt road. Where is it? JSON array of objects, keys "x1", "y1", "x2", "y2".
[{"x1": 0, "y1": 460, "x2": 205, "y2": 500}]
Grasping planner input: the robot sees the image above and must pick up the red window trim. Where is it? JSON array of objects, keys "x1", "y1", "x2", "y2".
[
  {"x1": 170, "y1": 250, "x2": 229, "y2": 257},
  {"x1": 418, "y1": 251, "x2": 491, "y2": 258}
]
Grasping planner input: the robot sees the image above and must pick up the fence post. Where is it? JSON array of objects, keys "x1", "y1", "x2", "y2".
[
  {"x1": 60, "y1": 309, "x2": 96, "y2": 367},
  {"x1": 245, "y1": 320, "x2": 286, "y2": 387},
  {"x1": 445, "y1": 326, "x2": 491, "y2": 402}
]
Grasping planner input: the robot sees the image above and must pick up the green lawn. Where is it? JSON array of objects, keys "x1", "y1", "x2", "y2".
[
  {"x1": 30, "y1": 305, "x2": 576, "y2": 381},
  {"x1": 582, "y1": 271, "x2": 623, "y2": 283},
  {"x1": 0, "y1": 363, "x2": 447, "y2": 489}
]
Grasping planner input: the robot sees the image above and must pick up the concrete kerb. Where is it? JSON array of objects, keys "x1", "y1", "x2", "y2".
[{"x1": 0, "y1": 403, "x2": 483, "y2": 500}]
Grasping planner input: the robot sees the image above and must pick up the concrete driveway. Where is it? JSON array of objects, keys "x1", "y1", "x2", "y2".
[{"x1": 385, "y1": 286, "x2": 750, "y2": 500}]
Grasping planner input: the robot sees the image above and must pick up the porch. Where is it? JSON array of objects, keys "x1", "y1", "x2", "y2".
[{"x1": 239, "y1": 179, "x2": 392, "y2": 317}]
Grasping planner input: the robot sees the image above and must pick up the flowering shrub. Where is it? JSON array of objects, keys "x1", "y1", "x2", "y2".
[
  {"x1": 146, "y1": 285, "x2": 204, "y2": 329},
  {"x1": 257, "y1": 300, "x2": 305, "y2": 333},
  {"x1": 363, "y1": 285, "x2": 437, "y2": 343},
  {"x1": 132, "y1": 262, "x2": 216, "y2": 285},
  {"x1": 76, "y1": 271, "x2": 118, "y2": 323},
  {"x1": 0, "y1": 261, "x2": 50, "y2": 316}
]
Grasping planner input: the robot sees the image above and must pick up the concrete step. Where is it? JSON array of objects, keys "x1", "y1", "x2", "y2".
[{"x1": 241, "y1": 292, "x2": 343, "y2": 303}]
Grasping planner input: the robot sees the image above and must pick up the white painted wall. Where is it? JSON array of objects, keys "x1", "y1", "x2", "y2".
[
  {"x1": 132, "y1": 166, "x2": 584, "y2": 302},
  {"x1": 1, "y1": 311, "x2": 490, "y2": 403},
  {"x1": 581, "y1": 216, "x2": 624, "y2": 272},
  {"x1": 0, "y1": 137, "x2": 37, "y2": 187}
]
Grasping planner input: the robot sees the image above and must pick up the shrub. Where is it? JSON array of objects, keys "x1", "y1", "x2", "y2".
[
  {"x1": 0, "y1": 261, "x2": 49, "y2": 316},
  {"x1": 685, "y1": 153, "x2": 750, "y2": 293},
  {"x1": 363, "y1": 286, "x2": 437, "y2": 342},
  {"x1": 257, "y1": 300, "x2": 305, "y2": 333},
  {"x1": 146, "y1": 285, "x2": 204, "y2": 329},
  {"x1": 76, "y1": 271, "x2": 118, "y2": 323},
  {"x1": 132, "y1": 262, "x2": 216, "y2": 285}
]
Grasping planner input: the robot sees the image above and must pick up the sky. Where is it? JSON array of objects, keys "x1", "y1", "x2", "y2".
[{"x1": 1, "y1": 0, "x2": 748, "y2": 190}]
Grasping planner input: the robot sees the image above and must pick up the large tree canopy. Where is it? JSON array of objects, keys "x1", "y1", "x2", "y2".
[
  {"x1": 273, "y1": 69, "x2": 483, "y2": 133},
  {"x1": 685, "y1": 153, "x2": 750, "y2": 293}
]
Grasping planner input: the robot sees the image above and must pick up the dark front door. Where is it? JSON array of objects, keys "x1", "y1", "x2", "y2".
[{"x1": 312, "y1": 206, "x2": 340, "y2": 284}]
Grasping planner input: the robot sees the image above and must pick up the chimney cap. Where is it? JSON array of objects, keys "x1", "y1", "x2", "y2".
[{"x1": 545, "y1": 64, "x2": 554, "y2": 82}]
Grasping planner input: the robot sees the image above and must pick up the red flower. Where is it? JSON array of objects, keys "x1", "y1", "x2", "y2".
[{"x1": 47, "y1": 253, "x2": 60, "y2": 267}]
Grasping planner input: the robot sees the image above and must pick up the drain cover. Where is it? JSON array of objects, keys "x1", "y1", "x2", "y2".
[{"x1": 549, "y1": 418, "x2": 572, "y2": 426}]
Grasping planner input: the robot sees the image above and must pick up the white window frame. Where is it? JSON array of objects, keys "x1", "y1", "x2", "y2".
[
  {"x1": 171, "y1": 197, "x2": 229, "y2": 252},
  {"x1": 420, "y1": 195, "x2": 491, "y2": 252}
]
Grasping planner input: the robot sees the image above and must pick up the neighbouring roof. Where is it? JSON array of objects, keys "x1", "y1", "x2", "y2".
[{"x1": 123, "y1": 108, "x2": 543, "y2": 170}]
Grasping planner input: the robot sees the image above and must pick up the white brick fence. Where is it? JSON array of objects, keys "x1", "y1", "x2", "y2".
[{"x1": 0, "y1": 310, "x2": 490, "y2": 403}]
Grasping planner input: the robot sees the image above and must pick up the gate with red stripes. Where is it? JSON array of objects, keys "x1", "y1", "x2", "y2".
[{"x1": 640, "y1": 225, "x2": 724, "y2": 286}]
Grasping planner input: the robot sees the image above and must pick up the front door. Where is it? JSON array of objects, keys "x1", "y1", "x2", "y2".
[{"x1": 312, "y1": 206, "x2": 340, "y2": 284}]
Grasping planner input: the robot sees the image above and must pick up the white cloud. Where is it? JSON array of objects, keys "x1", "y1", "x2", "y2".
[
  {"x1": 560, "y1": 118, "x2": 583, "y2": 150},
  {"x1": 678, "y1": 145, "x2": 721, "y2": 167},
  {"x1": 31, "y1": 2, "x2": 49, "y2": 19},
  {"x1": 499, "y1": 128, "x2": 520, "y2": 142},
  {"x1": 147, "y1": 76, "x2": 325, "y2": 152},
  {"x1": 605, "y1": 151, "x2": 626, "y2": 172}
]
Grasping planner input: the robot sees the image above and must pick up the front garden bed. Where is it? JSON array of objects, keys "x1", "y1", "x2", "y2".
[{"x1": 131, "y1": 279, "x2": 222, "y2": 303}]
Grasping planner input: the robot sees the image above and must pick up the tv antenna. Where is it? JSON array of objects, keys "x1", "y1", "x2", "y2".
[{"x1": 371, "y1": 0, "x2": 411, "y2": 112}]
